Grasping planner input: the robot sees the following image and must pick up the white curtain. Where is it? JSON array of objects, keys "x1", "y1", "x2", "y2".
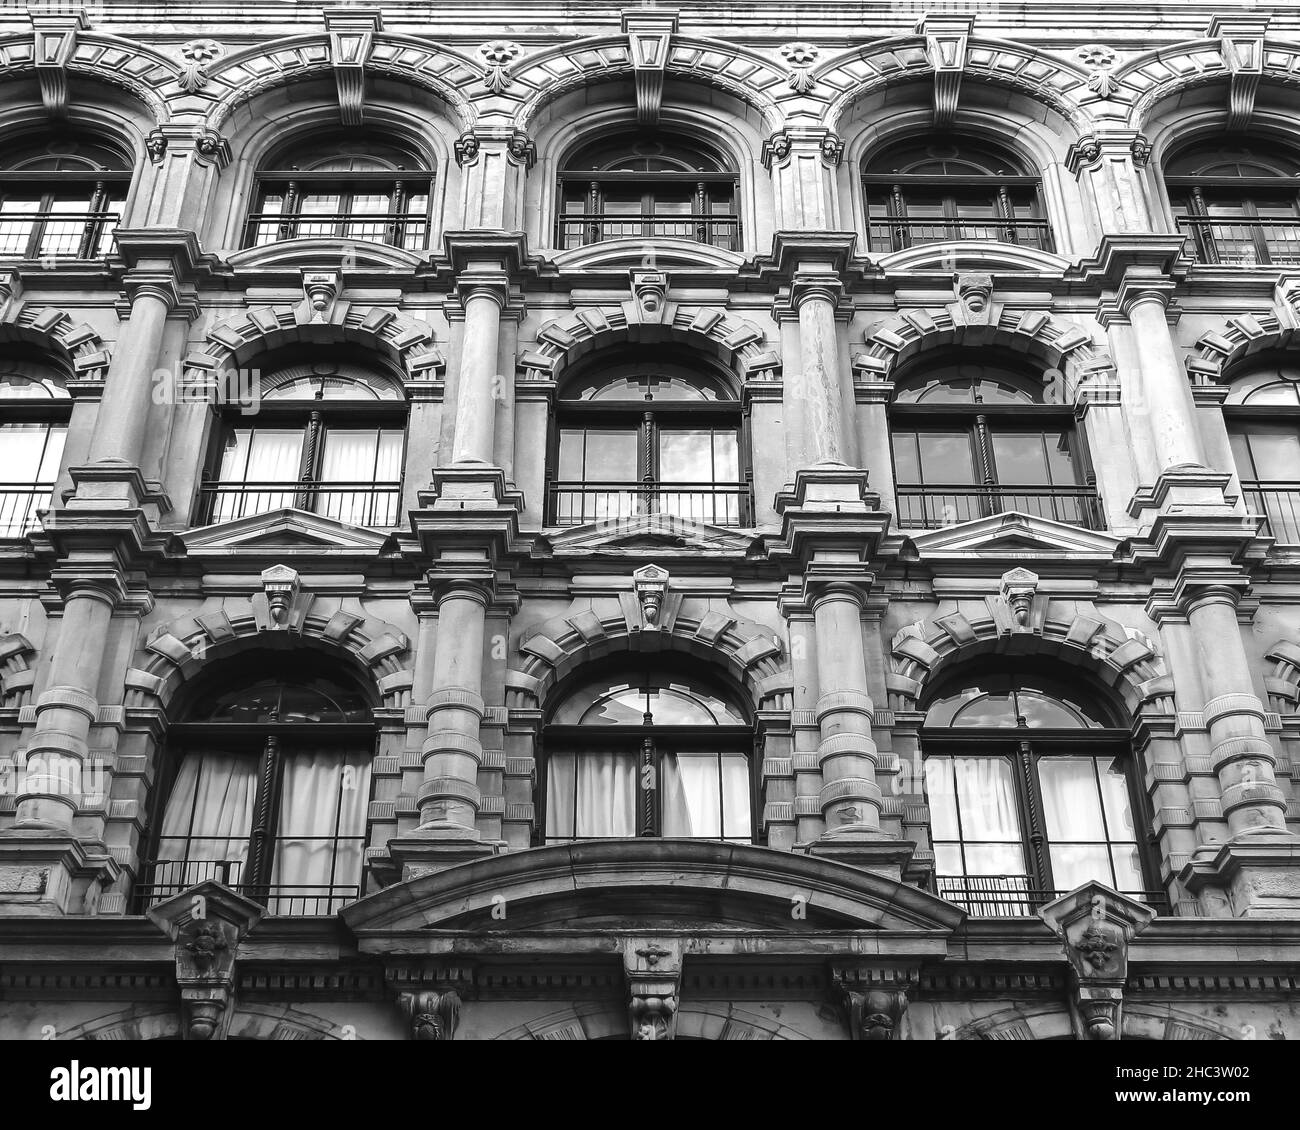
[
  {"x1": 661, "y1": 752, "x2": 751, "y2": 840},
  {"x1": 1040, "y1": 755, "x2": 1132, "y2": 892},
  {"x1": 319, "y1": 429, "x2": 403, "y2": 526},
  {"x1": 156, "y1": 753, "x2": 258, "y2": 891},
  {"x1": 545, "y1": 752, "x2": 635, "y2": 840},
  {"x1": 217, "y1": 428, "x2": 302, "y2": 520},
  {"x1": 269, "y1": 750, "x2": 372, "y2": 915}
]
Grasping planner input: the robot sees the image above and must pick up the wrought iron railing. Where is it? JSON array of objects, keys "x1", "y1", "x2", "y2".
[
  {"x1": 137, "y1": 852, "x2": 364, "y2": 917},
  {"x1": 0, "y1": 210, "x2": 119, "y2": 259},
  {"x1": 1240, "y1": 480, "x2": 1300, "y2": 545},
  {"x1": 1177, "y1": 216, "x2": 1300, "y2": 266},
  {"x1": 867, "y1": 216, "x2": 1052, "y2": 254},
  {"x1": 0, "y1": 485, "x2": 54, "y2": 538},
  {"x1": 935, "y1": 874, "x2": 1169, "y2": 918},
  {"x1": 894, "y1": 484, "x2": 1103, "y2": 530},
  {"x1": 557, "y1": 213, "x2": 741, "y2": 250},
  {"x1": 200, "y1": 480, "x2": 402, "y2": 528},
  {"x1": 244, "y1": 211, "x2": 430, "y2": 251},
  {"x1": 548, "y1": 480, "x2": 750, "y2": 527}
]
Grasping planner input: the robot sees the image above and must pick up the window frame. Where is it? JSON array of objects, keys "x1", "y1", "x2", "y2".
[
  {"x1": 0, "y1": 169, "x2": 129, "y2": 260},
  {"x1": 0, "y1": 390, "x2": 71, "y2": 539}
]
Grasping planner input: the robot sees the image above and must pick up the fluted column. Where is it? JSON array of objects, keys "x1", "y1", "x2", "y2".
[
  {"x1": 416, "y1": 583, "x2": 488, "y2": 837},
  {"x1": 450, "y1": 279, "x2": 506, "y2": 467},
  {"x1": 14, "y1": 581, "x2": 118, "y2": 829},
  {"x1": 811, "y1": 583, "x2": 883, "y2": 837},
  {"x1": 791, "y1": 274, "x2": 849, "y2": 467},
  {"x1": 1184, "y1": 586, "x2": 1288, "y2": 838}
]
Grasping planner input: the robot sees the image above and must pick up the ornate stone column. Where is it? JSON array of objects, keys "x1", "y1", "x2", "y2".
[
  {"x1": 793, "y1": 273, "x2": 850, "y2": 466},
  {"x1": 450, "y1": 275, "x2": 508, "y2": 467}
]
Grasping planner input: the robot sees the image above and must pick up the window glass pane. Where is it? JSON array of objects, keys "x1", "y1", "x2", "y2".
[
  {"x1": 1, "y1": 423, "x2": 56, "y2": 479},
  {"x1": 917, "y1": 432, "x2": 976, "y2": 482},
  {"x1": 1229, "y1": 430, "x2": 1256, "y2": 478},
  {"x1": 1011, "y1": 690, "x2": 1089, "y2": 728},
  {"x1": 924, "y1": 756, "x2": 960, "y2": 839},
  {"x1": 721, "y1": 752, "x2": 752, "y2": 840},
  {"x1": 545, "y1": 751, "x2": 637, "y2": 839},
  {"x1": 1110, "y1": 844, "x2": 1144, "y2": 893},
  {"x1": 990, "y1": 432, "x2": 1050, "y2": 484},
  {"x1": 892, "y1": 433, "x2": 922, "y2": 483},
  {"x1": 1048, "y1": 842, "x2": 1113, "y2": 892},
  {"x1": 660, "y1": 429, "x2": 713, "y2": 481},
  {"x1": 953, "y1": 756, "x2": 1021, "y2": 840},
  {"x1": 662, "y1": 751, "x2": 722, "y2": 837},
  {"x1": 36, "y1": 425, "x2": 66, "y2": 480},
  {"x1": 155, "y1": 753, "x2": 258, "y2": 890},
  {"x1": 712, "y1": 432, "x2": 739, "y2": 480},
  {"x1": 1098, "y1": 759, "x2": 1136, "y2": 839},
  {"x1": 555, "y1": 671, "x2": 746, "y2": 726},
  {"x1": 320, "y1": 429, "x2": 378, "y2": 481},
  {"x1": 242, "y1": 429, "x2": 303, "y2": 481},
  {"x1": 1241, "y1": 429, "x2": 1300, "y2": 480},
  {"x1": 583, "y1": 428, "x2": 639, "y2": 481},
  {"x1": 1040, "y1": 756, "x2": 1106, "y2": 840},
  {"x1": 933, "y1": 843, "x2": 964, "y2": 876},
  {"x1": 962, "y1": 842, "x2": 1030, "y2": 875}
]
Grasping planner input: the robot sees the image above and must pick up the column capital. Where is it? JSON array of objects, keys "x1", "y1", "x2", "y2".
[
  {"x1": 118, "y1": 270, "x2": 200, "y2": 320},
  {"x1": 1095, "y1": 273, "x2": 1178, "y2": 327},
  {"x1": 1064, "y1": 130, "x2": 1152, "y2": 175},
  {"x1": 761, "y1": 128, "x2": 845, "y2": 170},
  {"x1": 1175, "y1": 576, "x2": 1251, "y2": 618},
  {"x1": 803, "y1": 572, "x2": 875, "y2": 611}
]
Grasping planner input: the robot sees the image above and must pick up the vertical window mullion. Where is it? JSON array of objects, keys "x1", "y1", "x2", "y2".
[
  {"x1": 246, "y1": 735, "x2": 283, "y2": 900},
  {"x1": 297, "y1": 412, "x2": 322, "y2": 511},
  {"x1": 1018, "y1": 743, "x2": 1052, "y2": 895}
]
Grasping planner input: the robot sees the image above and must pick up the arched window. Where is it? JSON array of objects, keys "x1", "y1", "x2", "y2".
[
  {"x1": 548, "y1": 351, "x2": 749, "y2": 527},
  {"x1": 557, "y1": 133, "x2": 739, "y2": 250},
  {"x1": 200, "y1": 353, "x2": 406, "y2": 527},
  {"x1": 863, "y1": 135, "x2": 1050, "y2": 254},
  {"x1": 541, "y1": 663, "x2": 754, "y2": 843},
  {"x1": 245, "y1": 131, "x2": 433, "y2": 251},
  {"x1": 889, "y1": 351, "x2": 1099, "y2": 529},
  {"x1": 0, "y1": 356, "x2": 70, "y2": 537},
  {"x1": 0, "y1": 133, "x2": 130, "y2": 259},
  {"x1": 1166, "y1": 137, "x2": 1300, "y2": 266},
  {"x1": 919, "y1": 667, "x2": 1157, "y2": 917},
  {"x1": 140, "y1": 658, "x2": 375, "y2": 916},
  {"x1": 1223, "y1": 356, "x2": 1300, "y2": 543}
]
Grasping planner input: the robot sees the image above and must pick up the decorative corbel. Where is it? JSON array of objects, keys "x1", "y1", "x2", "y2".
[
  {"x1": 820, "y1": 134, "x2": 845, "y2": 167},
  {"x1": 178, "y1": 39, "x2": 223, "y2": 93},
  {"x1": 260, "y1": 564, "x2": 301, "y2": 628},
  {"x1": 1130, "y1": 135, "x2": 1153, "y2": 169},
  {"x1": 1039, "y1": 881, "x2": 1155, "y2": 1041},
  {"x1": 0, "y1": 269, "x2": 22, "y2": 324},
  {"x1": 761, "y1": 132, "x2": 792, "y2": 169},
  {"x1": 192, "y1": 129, "x2": 230, "y2": 167},
  {"x1": 302, "y1": 270, "x2": 340, "y2": 322},
  {"x1": 623, "y1": 10, "x2": 678, "y2": 126},
  {"x1": 1273, "y1": 275, "x2": 1300, "y2": 331},
  {"x1": 632, "y1": 563, "x2": 670, "y2": 630},
  {"x1": 780, "y1": 42, "x2": 819, "y2": 93},
  {"x1": 478, "y1": 41, "x2": 521, "y2": 93},
  {"x1": 397, "y1": 989, "x2": 462, "y2": 1041},
  {"x1": 629, "y1": 270, "x2": 669, "y2": 325},
  {"x1": 624, "y1": 939, "x2": 681, "y2": 1040},
  {"x1": 916, "y1": 14, "x2": 973, "y2": 128},
  {"x1": 454, "y1": 132, "x2": 480, "y2": 167},
  {"x1": 325, "y1": 9, "x2": 381, "y2": 127},
  {"x1": 146, "y1": 880, "x2": 264, "y2": 1041},
  {"x1": 950, "y1": 272, "x2": 997, "y2": 327},
  {"x1": 507, "y1": 130, "x2": 537, "y2": 170},
  {"x1": 1208, "y1": 15, "x2": 1269, "y2": 132},
  {"x1": 31, "y1": 10, "x2": 88, "y2": 119},
  {"x1": 831, "y1": 966, "x2": 914, "y2": 1041},
  {"x1": 997, "y1": 567, "x2": 1040, "y2": 631},
  {"x1": 146, "y1": 130, "x2": 167, "y2": 162}
]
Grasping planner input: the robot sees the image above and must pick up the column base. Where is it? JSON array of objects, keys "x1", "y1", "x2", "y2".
[
  {"x1": 1179, "y1": 835, "x2": 1300, "y2": 918},
  {"x1": 1125, "y1": 466, "x2": 1234, "y2": 522},
  {"x1": 0, "y1": 831, "x2": 120, "y2": 917},
  {"x1": 381, "y1": 834, "x2": 507, "y2": 883},
  {"x1": 799, "y1": 837, "x2": 915, "y2": 883}
]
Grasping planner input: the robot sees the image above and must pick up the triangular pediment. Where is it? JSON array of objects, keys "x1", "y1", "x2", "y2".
[
  {"x1": 909, "y1": 511, "x2": 1123, "y2": 562},
  {"x1": 543, "y1": 513, "x2": 761, "y2": 558},
  {"x1": 183, "y1": 508, "x2": 397, "y2": 556}
]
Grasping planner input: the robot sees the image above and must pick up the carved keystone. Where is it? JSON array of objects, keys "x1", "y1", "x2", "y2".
[
  {"x1": 632, "y1": 564, "x2": 670, "y2": 630},
  {"x1": 623, "y1": 938, "x2": 682, "y2": 1040}
]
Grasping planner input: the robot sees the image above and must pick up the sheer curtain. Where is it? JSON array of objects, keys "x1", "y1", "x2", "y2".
[
  {"x1": 217, "y1": 428, "x2": 303, "y2": 519},
  {"x1": 545, "y1": 752, "x2": 635, "y2": 840},
  {"x1": 319, "y1": 429, "x2": 403, "y2": 526},
  {"x1": 1040, "y1": 755, "x2": 1120, "y2": 892},
  {"x1": 156, "y1": 753, "x2": 258, "y2": 893},
  {"x1": 661, "y1": 752, "x2": 750, "y2": 840},
  {"x1": 270, "y1": 750, "x2": 372, "y2": 915}
]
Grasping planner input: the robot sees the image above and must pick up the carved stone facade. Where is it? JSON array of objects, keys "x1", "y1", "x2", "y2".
[{"x1": 2, "y1": 2, "x2": 1300, "y2": 1042}]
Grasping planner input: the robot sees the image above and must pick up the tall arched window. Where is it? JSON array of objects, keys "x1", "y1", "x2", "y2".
[
  {"x1": 1222, "y1": 357, "x2": 1300, "y2": 543},
  {"x1": 0, "y1": 357, "x2": 70, "y2": 538},
  {"x1": 548, "y1": 351, "x2": 749, "y2": 527},
  {"x1": 863, "y1": 135, "x2": 1050, "y2": 253},
  {"x1": 541, "y1": 663, "x2": 754, "y2": 843},
  {"x1": 889, "y1": 351, "x2": 1099, "y2": 529},
  {"x1": 245, "y1": 131, "x2": 433, "y2": 251},
  {"x1": 920, "y1": 668, "x2": 1158, "y2": 917},
  {"x1": 557, "y1": 133, "x2": 739, "y2": 250},
  {"x1": 200, "y1": 353, "x2": 406, "y2": 527},
  {"x1": 0, "y1": 133, "x2": 129, "y2": 259},
  {"x1": 1166, "y1": 138, "x2": 1300, "y2": 266},
  {"x1": 140, "y1": 658, "x2": 376, "y2": 916}
]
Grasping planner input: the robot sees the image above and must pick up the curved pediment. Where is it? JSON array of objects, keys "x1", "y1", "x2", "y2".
[
  {"x1": 551, "y1": 238, "x2": 746, "y2": 274},
  {"x1": 342, "y1": 840, "x2": 966, "y2": 935},
  {"x1": 876, "y1": 241, "x2": 1072, "y2": 275}
]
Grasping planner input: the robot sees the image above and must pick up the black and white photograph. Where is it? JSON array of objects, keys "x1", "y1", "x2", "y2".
[{"x1": 0, "y1": 0, "x2": 1295, "y2": 1106}]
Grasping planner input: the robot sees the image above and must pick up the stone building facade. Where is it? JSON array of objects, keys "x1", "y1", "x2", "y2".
[{"x1": 1, "y1": 1, "x2": 1300, "y2": 1041}]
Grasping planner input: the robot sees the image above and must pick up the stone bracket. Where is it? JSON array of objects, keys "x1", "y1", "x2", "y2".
[
  {"x1": 623, "y1": 937, "x2": 682, "y2": 1040},
  {"x1": 31, "y1": 10, "x2": 88, "y2": 119},
  {"x1": 623, "y1": 10, "x2": 678, "y2": 126},
  {"x1": 397, "y1": 988, "x2": 463, "y2": 1041},
  {"x1": 916, "y1": 13, "x2": 973, "y2": 128},
  {"x1": 830, "y1": 964, "x2": 916, "y2": 1040},
  {"x1": 1208, "y1": 15, "x2": 1268, "y2": 132},
  {"x1": 325, "y1": 8, "x2": 381, "y2": 126}
]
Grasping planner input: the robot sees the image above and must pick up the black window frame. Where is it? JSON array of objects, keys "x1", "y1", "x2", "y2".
[{"x1": 0, "y1": 380, "x2": 72, "y2": 539}]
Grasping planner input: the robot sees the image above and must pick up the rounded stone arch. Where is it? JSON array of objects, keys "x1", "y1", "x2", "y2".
[
  {"x1": 197, "y1": 33, "x2": 479, "y2": 136},
  {"x1": 509, "y1": 34, "x2": 789, "y2": 138},
  {"x1": 126, "y1": 599, "x2": 414, "y2": 718},
  {"x1": 186, "y1": 303, "x2": 444, "y2": 401},
  {"x1": 857, "y1": 306, "x2": 1118, "y2": 409},
  {"x1": 0, "y1": 31, "x2": 174, "y2": 128},
  {"x1": 490, "y1": 1001, "x2": 816, "y2": 1041},
  {"x1": 507, "y1": 609, "x2": 792, "y2": 717},
  {"x1": 944, "y1": 1002, "x2": 1241, "y2": 1041},
  {"x1": 1187, "y1": 314, "x2": 1300, "y2": 391},
  {"x1": 0, "y1": 632, "x2": 37, "y2": 709},
  {"x1": 0, "y1": 302, "x2": 111, "y2": 385},
  {"x1": 521, "y1": 306, "x2": 779, "y2": 393},
  {"x1": 820, "y1": 35, "x2": 1095, "y2": 138},
  {"x1": 887, "y1": 606, "x2": 1172, "y2": 721},
  {"x1": 57, "y1": 1003, "x2": 357, "y2": 1041}
]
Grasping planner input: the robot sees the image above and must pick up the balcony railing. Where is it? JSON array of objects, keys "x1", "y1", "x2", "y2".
[
  {"x1": 548, "y1": 480, "x2": 750, "y2": 527},
  {"x1": 935, "y1": 874, "x2": 1169, "y2": 918},
  {"x1": 558, "y1": 213, "x2": 740, "y2": 251},
  {"x1": 867, "y1": 217, "x2": 1052, "y2": 254},
  {"x1": 200, "y1": 480, "x2": 402, "y2": 528},
  {"x1": 137, "y1": 856, "x2": 363, "y2": 917},
  {"x1": 0, "y1": 210, "x2": 119, "y2": 259},
  {"x1": 1241, "y1": 480, "x2": 1300, "y2": 545},
  {"x1": 1177, "y1": 216, "x2": 1300, "y2": 266},
  {"x1": 894, "y1": 484, "x2": 1103, "y2": 530},
  {"x1": 244, "y1": 211, "x2": 430, "y2": 251},
  {"x1": 0, "y1": 485, "x2": 53, "y2": 538}
]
